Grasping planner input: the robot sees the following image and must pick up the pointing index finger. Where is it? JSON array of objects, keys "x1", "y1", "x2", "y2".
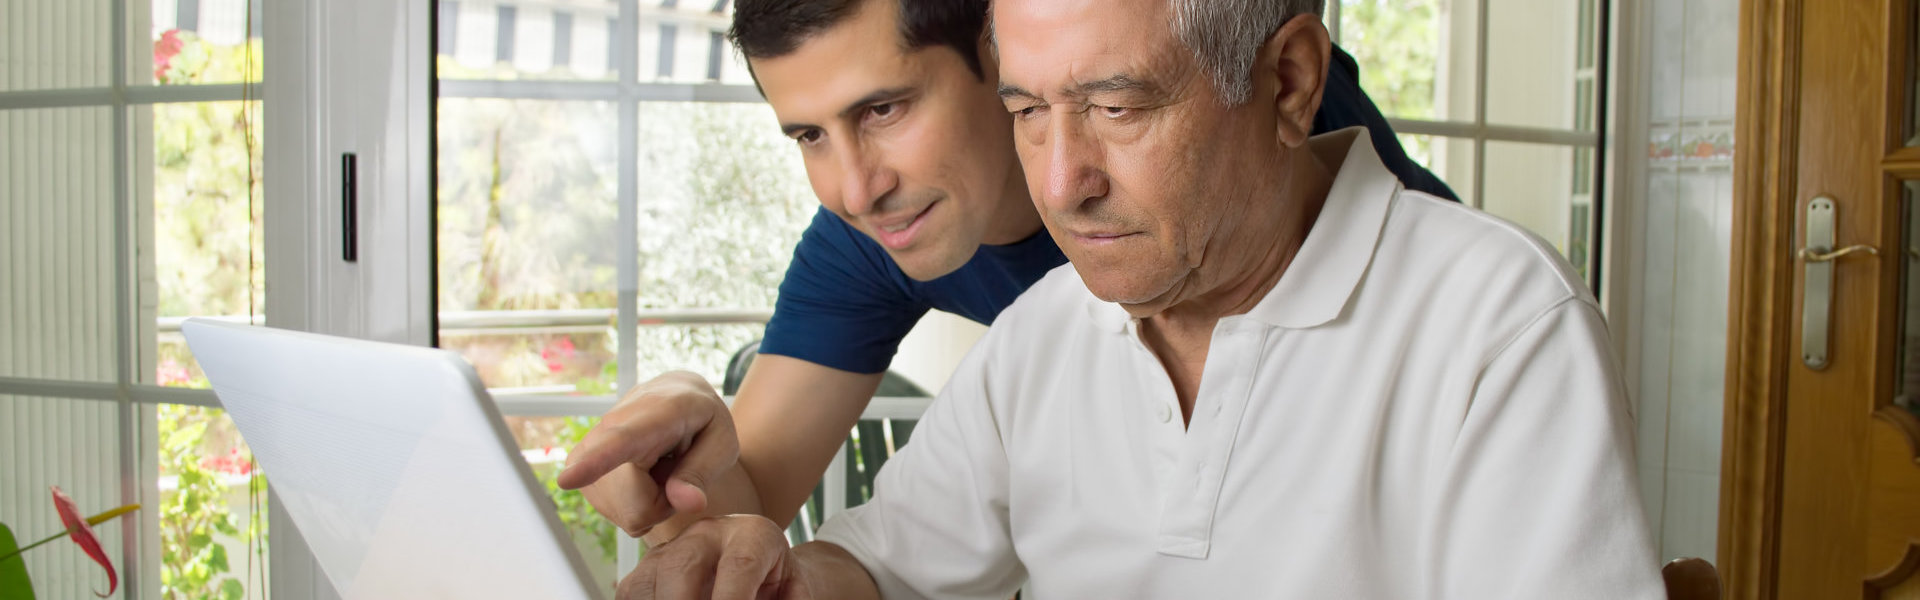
[{"x1": 556, "y1": 404, "x2": 707, "y2": 490}]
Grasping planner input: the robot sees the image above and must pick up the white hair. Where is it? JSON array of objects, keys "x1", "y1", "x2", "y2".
[{"x1": 1170, "y1": 0, "x2": 1325, "y2": 105}]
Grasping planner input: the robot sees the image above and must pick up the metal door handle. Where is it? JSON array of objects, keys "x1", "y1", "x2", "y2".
[
  {"x1": 1798, "y1": 244, "x2": 1879, "y2": 262},
  {"x1": 1801, "y1": 196, "x2": 1880, "y2": 370}
]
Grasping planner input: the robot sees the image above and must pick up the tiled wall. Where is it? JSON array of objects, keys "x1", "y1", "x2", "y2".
[{"x1": 1633, "y1": 0, "x2": 1738, "y2": 564}]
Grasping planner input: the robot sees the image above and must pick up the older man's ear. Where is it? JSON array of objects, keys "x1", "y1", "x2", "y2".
[{"x1": 1261, "y1": 13, "x2": 1332, "y2": 149}]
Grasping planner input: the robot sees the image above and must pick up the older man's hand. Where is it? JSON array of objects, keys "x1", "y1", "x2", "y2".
[
  {"x1": 617, "y1": 514, "x2": 815, "y2": 600},
  {"x1": 557, "y1": 371, "x2": 742, "y2": 540}
]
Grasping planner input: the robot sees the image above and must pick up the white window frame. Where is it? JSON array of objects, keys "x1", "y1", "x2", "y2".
[{"x1": 0, "y1": 0, "x2": 284, "y2": 597}]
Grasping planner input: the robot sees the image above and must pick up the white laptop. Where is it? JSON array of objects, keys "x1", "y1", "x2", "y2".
[{"x1": 182, "y1": 319, "x2": 605, "y2": 600}]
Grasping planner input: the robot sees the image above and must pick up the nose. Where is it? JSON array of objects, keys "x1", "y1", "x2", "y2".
[
  {"x1": 834, "y1": 138, "x2": 896, "y2": 217},
  {"x1": 1039, "y1": 112, "x2": 1108, "y2": 214}
]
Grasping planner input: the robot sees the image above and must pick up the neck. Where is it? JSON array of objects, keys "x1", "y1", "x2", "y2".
[{"x1": 980, "y1": 164, "x2": 1046, "y2": 245}]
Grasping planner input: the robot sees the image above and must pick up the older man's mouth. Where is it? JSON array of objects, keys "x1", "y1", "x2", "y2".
[{"x1": 1070, "y1": 231, "x2": 1141, "y2": 246}]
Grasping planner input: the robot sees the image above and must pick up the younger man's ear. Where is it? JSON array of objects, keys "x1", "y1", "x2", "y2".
[{"x1": 1260, "y1": 14, "x2": 1330, "y2": 148}]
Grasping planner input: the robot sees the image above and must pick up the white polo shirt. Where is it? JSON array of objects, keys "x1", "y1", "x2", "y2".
[{"x1": 815, "y1": 129, "x2": 1663, "y2": 599}]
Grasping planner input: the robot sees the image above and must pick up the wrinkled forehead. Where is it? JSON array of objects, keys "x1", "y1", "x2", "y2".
[{"x1": 990, "y1": 0, "x2": 1187, "y2": 98}]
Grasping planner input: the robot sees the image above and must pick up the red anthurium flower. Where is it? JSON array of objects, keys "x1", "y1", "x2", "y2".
[{"x1": 50, "y1": 486, "x2": 117, "y2": 598}]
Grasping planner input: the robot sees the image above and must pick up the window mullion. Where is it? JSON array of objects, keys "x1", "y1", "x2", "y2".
[
  {"x1": 109, "y1": 0, "x2": 148, "y2": 596},
  {"x1": 1472, "y1": 0, "x2": 1490, "y2": 210},
  {"x1": 615, "y1": 0, "x2": 643, "y2": 576}
]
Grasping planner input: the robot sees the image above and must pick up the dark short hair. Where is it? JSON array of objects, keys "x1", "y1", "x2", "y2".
[{"x1": 728, "y1": 0, "x2": 989, "y2": 79}]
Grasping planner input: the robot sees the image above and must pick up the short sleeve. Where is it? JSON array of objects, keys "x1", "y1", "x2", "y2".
[
  {"x1": 1431, "y1": 298, "x2": 1663, "y2": 599},
  {"x1": 758, "y1": 209, "x2": 931, "y2": 374}
]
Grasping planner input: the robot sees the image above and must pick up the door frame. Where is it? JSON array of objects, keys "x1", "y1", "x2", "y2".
[
  {"x1": 1721, "y1": 0, "x2": 1802, "y2": 597},
  {"x1": 1724, "y1": 0, "x2": 1920, "y2": 597}
]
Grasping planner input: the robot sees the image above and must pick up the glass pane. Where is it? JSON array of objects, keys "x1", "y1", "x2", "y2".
[
  {"x1": 0, "y1": 0, "x2": 111, "y2": 91},
  {"x1": 1910, "y1": 0, "x2": 1920, "y2": 146},
  {"x1": 635, "y1": 102, "x2": 814, "y2": 381},
  {"x1": 149, "y1": 101, "x2": 266, "y2": 388},
  {"x1": 637, "y1": 1, "x2": 748, "y2": 84},
  {"x1": 0, "y1": 396, "x2": 127, "y2": 598},
  {"x1": 155, "y1": 404, "x2": 269, "y2": 599},
  {"x1": 1394, "y1": 133, "x2": 1475, "y2": 196},
  {"x1": 1338, "y1": 0, "x2": 1477, "y2": 123},
  {"x1": 1482, "y1": 141, "x2": 1595, "y2": 277},
  {"x1": 1485, "y1": 0, "x2": 1598, "y2": 130},
  {"x1": 438, "y1": 0, "x2": 620, "y2": 81},
  {"x1": 437, "y1": 99, "x2": 619, "y2": 392},
  {"x1": 148, "y1": 0, "x2": 264, "y2": 85},
  {"x1": 1, "y1": 107, "x2": 117, "y2": 382},
  {"x1": 504, "y1": 416, "x2": 618, "y2": 595},
  {"x1": 1900, "y1": 182, "x2": 1920, "y2": 414}
]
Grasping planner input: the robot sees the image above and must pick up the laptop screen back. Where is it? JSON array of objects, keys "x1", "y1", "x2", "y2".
[{"x1": 183, "y1": 319, "x2": 602, "y2": 599}]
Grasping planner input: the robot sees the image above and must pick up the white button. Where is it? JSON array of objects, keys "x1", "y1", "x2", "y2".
[{"x1": 1157, "y1": 403, "x2": 1173, "y2": 423}]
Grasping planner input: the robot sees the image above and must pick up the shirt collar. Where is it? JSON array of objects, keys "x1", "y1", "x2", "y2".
[{"x1": 1082, "y1": 127, "x2": 1399, "y2": 332}]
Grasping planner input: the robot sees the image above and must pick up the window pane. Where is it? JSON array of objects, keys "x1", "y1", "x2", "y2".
[
  {"x1": 1482, "y1": 141, "x2": 1595, "y2": 278},
  {"x1": 437, "y1": 99, "x2": 619, "y2": 391},
  {"x1": 154, "y1": 404, "x2": 269, "y2": 599},
  {"x1": 1339, "y1": 0, "x2": 1477, "y2": 122},
  {"x1": 1, "y1": 107, "x2": 117, "y2": 382},
  {"x1": 148, "y1": 101, "x2": 266, "y2": 388},
  {"x1": 636, "y1": 102, "x2": 813, "y2": 381},
  {"x1": 503, "y1": 416, "x2": 618, "y2": 595},
  {"x1": 1902, "y1": 182, "x2": 1920, "y2": 414},
  {"x1": 1, "y1": 0, "x2": 111, "y2": 91},
  {"x1": 1910, "y1": 0, "x2": 1920, "y2": 146},
  {"x1": 437, "y1": 0, "x2": 619, "y2": 81},
  {"x1": 1393, "y1": 133, "x2": 1476, "y2": 192},
  {"x1": 637, "y1": 1, "x2": 745, "y2": 84},
  {"x1": 1485, "y1": 0, "x2": 1598, "y2": 130},
  {"x1": 0, "y1": 396, "x2": 127, "y2": 599},
  {"x1": 148, "y1": 0, "x2": 264, "y2": 85}
]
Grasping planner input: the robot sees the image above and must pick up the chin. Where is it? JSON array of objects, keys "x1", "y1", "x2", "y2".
[
  {"x1": 1080, "y1": 276, "x2": 1174, "y2": 308},
  {"x1": 892, "y1": 247, "x2": 972, "y2": 282}
]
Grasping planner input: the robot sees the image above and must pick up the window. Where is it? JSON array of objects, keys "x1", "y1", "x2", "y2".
[
  {"x1": 1, "y1": 0, "x2": 270, "y2": 598},
  {"x1": 1332, "y1": 0, "x2": 1607, "y2": 285},
  {"x1": 434, "y1": 0, "x2": 808, "y2": 588}
]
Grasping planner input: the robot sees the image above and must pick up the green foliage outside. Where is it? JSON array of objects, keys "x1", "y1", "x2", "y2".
[
  {"x1": 157, "y1": 405, "x2": 263, "y2": 600},
  {"x1": 1339, "y1": 0, "x2": 1443, "y2": 164},
  {"x1": 532, "y1": 417, "x2": 618, "y2": 561},
  {"x1": 151, "y1": 29, "x2": 269, "y2": 599}
]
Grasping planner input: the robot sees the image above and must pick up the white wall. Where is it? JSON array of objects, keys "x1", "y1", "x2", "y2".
[{"x1": 1628, "y1": 0, "x2": 1738, "y2": 564}]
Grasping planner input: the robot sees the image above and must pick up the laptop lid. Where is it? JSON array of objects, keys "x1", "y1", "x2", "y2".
[{"x1": 182, "y1": 319, "x2": 604, "y2": 599}]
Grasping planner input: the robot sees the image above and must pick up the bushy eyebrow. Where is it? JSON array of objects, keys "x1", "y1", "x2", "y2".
[{"x1": 997, "y1": 74, "x2": 1162, "y2": 103}]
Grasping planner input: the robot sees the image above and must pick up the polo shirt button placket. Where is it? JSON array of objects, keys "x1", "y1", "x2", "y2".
[{"x1": 1157, "y1": 402, "x2": 1173, "y2": 423}]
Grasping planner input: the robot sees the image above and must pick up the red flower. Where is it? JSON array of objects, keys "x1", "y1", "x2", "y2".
[
  {"x1": 50, "y1": 486, "x2": 117, "y2": 597},
  {"x1": 154, "y1": 29, "x2": 184, "y2": 81},
  {"x1": 541, "y1": 337, "x2": 577, "y2": 374}
]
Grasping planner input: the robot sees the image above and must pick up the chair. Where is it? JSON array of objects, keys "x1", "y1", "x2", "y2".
[
  {"x1": 1661, "y1": 557, "x2": 1721, "y2": 600},
  {"x1": 722, "y1": 340, "x2": 929, "y2": 544}
]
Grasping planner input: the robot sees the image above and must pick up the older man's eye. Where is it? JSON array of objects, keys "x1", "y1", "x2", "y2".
[
  {"x1": 1097, "y1": 105, "x2": 1132, "y2": 118},
  {"x1": 792, "y1": 129, "x2": 823, "y2": 145},
  {"x1": 1009, "y1": 104, "x2": 1043, "y2": 118}
]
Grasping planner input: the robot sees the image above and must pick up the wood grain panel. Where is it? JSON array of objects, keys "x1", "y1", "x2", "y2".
[{"x1": 1723, "y1": 0, "x2": 1804, "y2": 596}]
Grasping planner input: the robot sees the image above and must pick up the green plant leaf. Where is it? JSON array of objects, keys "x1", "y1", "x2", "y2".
[
  {"x1": 0, "y1": 523, "x2": 36, "y2": 600},
  {"x1": 220, "y1": 578, "x2": 244, "y2": 600}
]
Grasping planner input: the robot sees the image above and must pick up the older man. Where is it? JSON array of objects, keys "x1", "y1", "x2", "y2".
[{"x1": 615, "y1": 0, "x2": 1661, "y2": 597}]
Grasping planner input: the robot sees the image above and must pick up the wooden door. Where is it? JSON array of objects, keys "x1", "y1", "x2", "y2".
[{"x1": 1725, "y1": 0, "x2": 1920, "y2": 597}]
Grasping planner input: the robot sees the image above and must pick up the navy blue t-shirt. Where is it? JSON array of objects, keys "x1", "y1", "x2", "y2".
[{"x1": 758, "y1": 44, "x2": 1455, "y2": 374}]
